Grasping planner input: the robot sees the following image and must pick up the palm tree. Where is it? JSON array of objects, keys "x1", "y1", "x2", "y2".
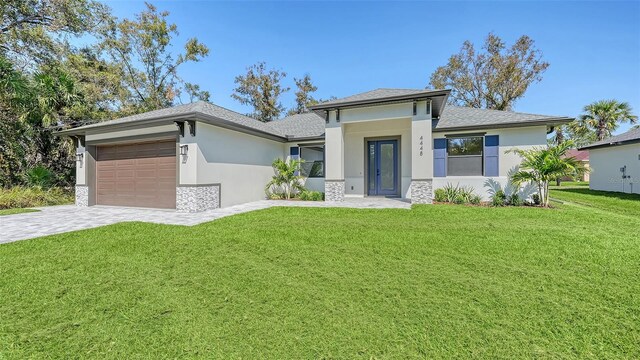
[
  {"x1": 508, "y1": 141, "x2": 588, "y2": 207},
  {"x1": 578, "y1": 100, "x2": 637, "y2": 141},
  {"x1": 265, "y1": 158, "x2": 306, "y2": 200}
]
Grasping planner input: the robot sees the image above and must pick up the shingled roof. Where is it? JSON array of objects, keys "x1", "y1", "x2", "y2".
[
  {"x1": 59, "y1": 89, "x2": 573, "y2": 141},
  {"x1": 580, "y1": 127, "x2": 640, "y2": 150},
  {"x1": 434, "y1": 106, "x2": 571, "y2": 131}
]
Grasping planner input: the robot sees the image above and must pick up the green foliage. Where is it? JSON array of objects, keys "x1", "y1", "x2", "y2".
[
  {"x1": 576, "y1": 99, "x2": 637, "y2": 141},
  {"x1": 437, "y1": 183, "x2": 480, "y2": 205},
  {"x1": 265, "y1": 158, "x2": 306, "y2": 200},
  {"x1": 532, "y1": 193, "x2": 541, "y2": 205},
  {"x1": 491, "y1": 189, "x2": 507, "y2": 207},
  {"x1": 287, "y1": 74, "x2": 318, "y2": 116},
  {"x1": 99, "y1": 2, "x2": 210, "y2": 112},
  {"x1": 0, "y1": 186, "x2": 73, "y2": 209},
  {"x1": 508, "y1": 193, "x2": 523, "y2": 206},
  {"x1": 434, "y1": 188, "x2": 447, "y2": 202},
  {"x1": 430, "y1": 33, "x2": 549, "y2": 110},
  {"x1": 232, "y1": 62, "x2": 289, "y2": 122},
  {"x1": 299, "y1": 190, "x2": 324, "y2": 201},
  {"x1": 26, "y1": 165, "x2": 53, "y2": 188},
  {"x1": 509, "y1": 141, "x2": 589, "y2": 207}
]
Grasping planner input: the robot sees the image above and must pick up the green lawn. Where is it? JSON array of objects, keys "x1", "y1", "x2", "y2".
[
  {"x1": 1, "y1": 191, "x2": 638, "y2": 358},
  {"x1": 0, "y1": 208, "x2": 39, "y2": 216}
]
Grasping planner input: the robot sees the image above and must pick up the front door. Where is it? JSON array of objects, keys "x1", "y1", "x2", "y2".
[{"x1": 367, "y1": 140, "x2": 399, "y2": 196}]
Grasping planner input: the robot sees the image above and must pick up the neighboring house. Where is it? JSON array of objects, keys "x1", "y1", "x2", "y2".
[
  {"x1": 562, "y1": 149, "x2": 590, "y2": 182},
  {"x1": 60, "y1": 88, "x2": 572, "y2": 212},
  {"x1": 580, "y1": 128, "x2": 640, "y2": 194}
]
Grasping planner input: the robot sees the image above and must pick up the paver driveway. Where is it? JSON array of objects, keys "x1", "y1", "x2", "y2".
[{"x1": 0, "y1": 198, "x2": 410, "y2": 244}]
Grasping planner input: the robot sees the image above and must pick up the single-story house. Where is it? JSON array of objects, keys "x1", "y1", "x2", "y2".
[
  {"x1": 580, "y1": 127, "x2": 640, "y2": 194},
  {"x1": 60, "y1": 88, "x2": 572, "y2": 212},
  {"x1": 561, "y1": 149, "x2": 590, "y2": 182}
]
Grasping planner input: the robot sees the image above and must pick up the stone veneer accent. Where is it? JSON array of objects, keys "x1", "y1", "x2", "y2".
[
  {"x1": 324, "y1": 180, "x2": 345, "y2": 202},
  {"x1": 410, "y1": 179, "x2": 433, "y2": 204},
  {"x1": 176, "y1": 184, "x2": 220, "y2": 212},
  {"x1": 75, "y1": 185, "x2": 89, "y2": 207}
]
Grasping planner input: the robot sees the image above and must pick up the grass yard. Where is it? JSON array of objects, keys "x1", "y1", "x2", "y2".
[
  {"x1": 0, "y1": 191, "x2": 638, "y2": 358},
  {"x1": 0, "y1": 208, "x2": 39, "y2": 216}
]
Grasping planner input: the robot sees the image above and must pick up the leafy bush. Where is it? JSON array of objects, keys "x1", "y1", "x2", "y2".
[
  {"x1": 509, "y1": 193, "x2": 523, "y2": 206},
  {"x1": 0, "y1": 186, "x2": 74, "y2": 209},
  {"x1": 434, "y1": 188, "x2": 447, "y2": 202},
  {"x1": 437, "y1": 183, "x2": 482, "y2": 205},
  {"x1": 532, "y1": 194, "x2": 541, "y2": 205},
  {"x1": 265, "y1": 158, "x2": 306, "y2": 199},
  {"x1": 27, "y1": 165, "x2": 53, "y2": 188},
  {"x1": 491, "y1": 190, "x2": 507, "y2": 207},
  {"x1": 299, "y1": 191, "x2": 324, "y2": 201}
]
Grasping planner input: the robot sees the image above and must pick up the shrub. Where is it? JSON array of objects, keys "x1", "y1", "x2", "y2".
[
  {"x1": 27, "y1": 165, "x2": 53, "y2": 188},
  {"x1": 532, "y1": 193, "x2": 541, "y2": 205},
  {"x1": 434, "y1": 188, "x2": 447, "y2": 202},
  {"x1": 509, "y1": 193, "x2": 523, "y2": 206},
  {"x1": 299, "y1": 191, "x2": 324, "y2": 201},
  {"x1": 437, "y1": 183, "x2": 481, "y2": 205},
  {"x1": 0, "y1": 186, "x2": 74, "y2": 209},
  {"x1": 491, "y1": 190, "x2": 507, "y2": 207}
]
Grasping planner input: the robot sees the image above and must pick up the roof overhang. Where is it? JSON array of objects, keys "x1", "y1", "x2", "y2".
[
  {"x1": 57, "y1": 112, "x2": 289, "y2": 142},
  {"x1": 308, "y1": 89, "x2": 451, "y2": 118},
  {"x1": 579, "y1": 138, "x2": 640, "y2": 150},
  {"x1": 432, "y1": 117, "x2": 574, "y2": 133}
]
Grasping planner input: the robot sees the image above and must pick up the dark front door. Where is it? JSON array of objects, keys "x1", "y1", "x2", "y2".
[{"x1": 367, "y1": 140, "x2": 399, "y2": 196}]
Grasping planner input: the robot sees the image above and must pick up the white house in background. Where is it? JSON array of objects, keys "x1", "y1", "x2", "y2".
[
  {"x1": 580, "y1": 128, "x2": 640, "y2": 194},
  {"x1": 60, "y1": 88, "x2": 572, "y2": 212}
]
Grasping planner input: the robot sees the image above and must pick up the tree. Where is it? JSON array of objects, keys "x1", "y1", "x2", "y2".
[
  {"x1": 264, "y1": 158, "x2": 306, "y2": 199},
  {"x1": 231, "y1": 62, "x2": 289, "y2": 122},
  {"x1": 0, "y1": 0, "x2": 110, "y2": 67},
  {"x1": 99, "y1": 2, "x2": 210, "y2": 112},
  {"x1": 549, "y1": 122, "x2": 596, "y2": 148},
  {"x1": 576, "y1": 100, "x2": 637, "y2": 141},
  {"x1": 429, "y1": 33, "x2": 549, "y2": 110},
  {"x1": 183, "y1": 82, "x2": 210, "y2": 103},
  {"x1": 287, "y1": 74, "x2": 317, "y2": 116},
  {"x1": 509, "y1": 142, "x2": 588, "y2": 207}
]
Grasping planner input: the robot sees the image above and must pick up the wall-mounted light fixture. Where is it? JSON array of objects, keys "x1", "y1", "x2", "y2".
[
  {"x1": 76, "y1": 153, "x2": 84, "y2": 168},
  {"x1": 180, "y1": 144, "x2": 189, "y2": 156}
]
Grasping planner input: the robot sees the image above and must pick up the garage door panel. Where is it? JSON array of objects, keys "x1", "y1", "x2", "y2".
[{"x1": 96, "y1": 140, "x2": 176, "y2": 209}]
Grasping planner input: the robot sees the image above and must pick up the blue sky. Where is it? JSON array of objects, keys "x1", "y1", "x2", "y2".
[{"x1": 103, "y1": 1, "x2": 640, "y2": 134}]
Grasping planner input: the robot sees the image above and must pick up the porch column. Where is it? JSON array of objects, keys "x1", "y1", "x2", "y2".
[
  {"x1": 324, "y1": 117, "x2": 345, "y2": 201},
  {"x1": 410, "y1": 100, "x2": 433, "y2": 204}
]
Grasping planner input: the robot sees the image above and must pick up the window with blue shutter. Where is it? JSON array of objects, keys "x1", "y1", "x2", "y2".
[
  {"x1": 434, "y1": 138, "x2": 447, "y2": 177},
  {"x1": 484, "y1": 135, "x2": 499, "y2": 177}
]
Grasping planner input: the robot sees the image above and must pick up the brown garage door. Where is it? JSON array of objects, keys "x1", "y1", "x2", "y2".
[{"x1": 96, "y1": 140, "x2": 176, "y2": 209}]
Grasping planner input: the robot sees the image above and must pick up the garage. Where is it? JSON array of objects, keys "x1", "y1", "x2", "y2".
[{"x1": 96, "y1": 140, "x2": 177, "y2": 209}]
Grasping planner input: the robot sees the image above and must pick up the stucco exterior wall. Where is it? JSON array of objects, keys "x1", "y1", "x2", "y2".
[
  {"x1": 193, "y1": 122, "x2": 284, "y2": 207},
  {"x1": 343, "y1": 118, "x2": 412, "y2": 197},
  {"x1": 432, "y1": 126, "x2": 548, "y2": 200},
  {"x1": 588, "y1": 144, "x2": 640, "y2": 194}
]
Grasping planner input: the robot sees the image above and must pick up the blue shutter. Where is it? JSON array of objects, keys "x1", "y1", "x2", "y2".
[
  {"x1": 434, "y1": 138, "x2": 447, "y2": 177},
  {"x1": 484, "y1": 135, "x2": 499, "y2": 177},
  {"x1": 290, "y1": 146, "x2": 300, "y2": 175}
]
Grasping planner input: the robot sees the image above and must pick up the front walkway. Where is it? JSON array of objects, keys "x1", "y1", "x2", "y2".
[{"x1": 0, "y1": 198, "x2": 410, "y2": 244}]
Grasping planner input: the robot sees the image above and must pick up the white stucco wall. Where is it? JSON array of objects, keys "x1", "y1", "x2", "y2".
[
  {"x1": 588, "y1": 143, "x2": 640, "y2": 194},
  {"x1": 193, "y1": 123, "x2": 284, "y2": 207},
  {"x1": 432, "y1": 126, "x2": 548, "y2": 200},
  {"x1": 343, "y1": 118, "x2": 412, "y2": 197}
]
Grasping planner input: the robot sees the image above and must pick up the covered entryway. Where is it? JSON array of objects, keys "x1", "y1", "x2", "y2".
[{"x1": 96, "y1": 140, "x2": 176, "y2": 209}]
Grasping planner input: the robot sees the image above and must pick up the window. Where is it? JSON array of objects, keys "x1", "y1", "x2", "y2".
[
  {"x1": 300, "y1": 146, "x2": 324, "y2": 178},
  {"x1": 447, "y1": 136, "x2": 483, "y2": 176}
]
